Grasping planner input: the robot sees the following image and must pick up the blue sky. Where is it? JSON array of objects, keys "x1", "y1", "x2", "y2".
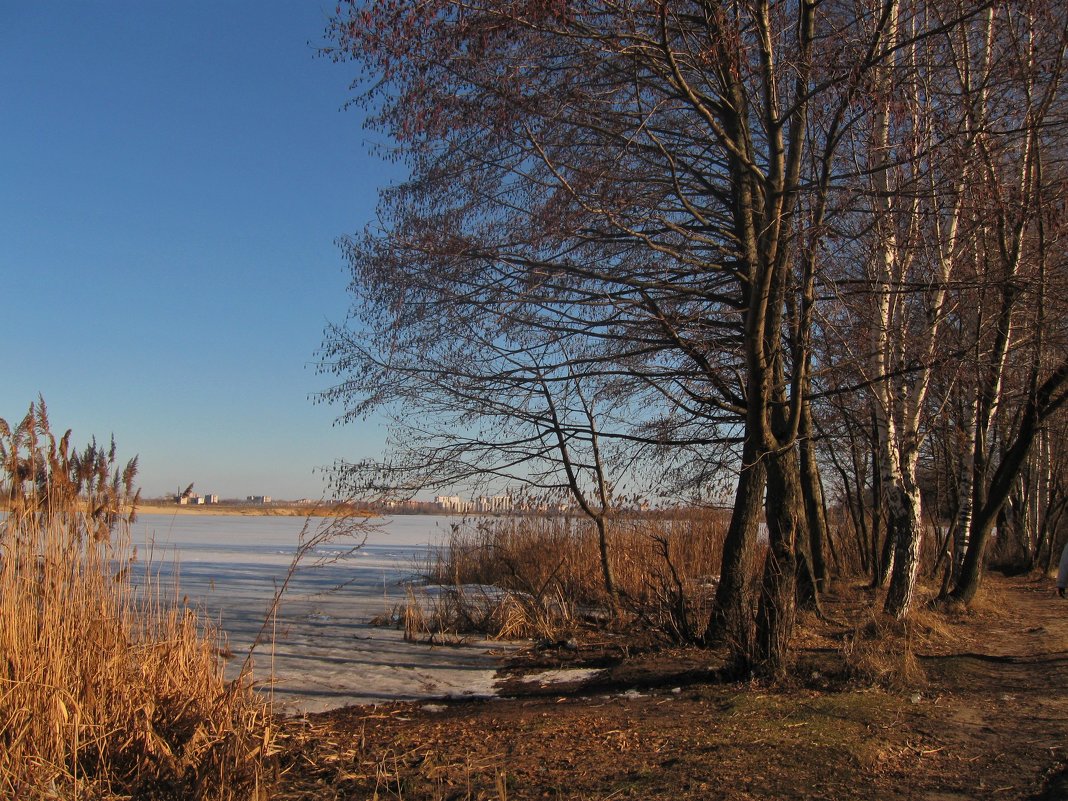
[{"x1": 1, "y1": 2, "x2": 398, "y2": 499}]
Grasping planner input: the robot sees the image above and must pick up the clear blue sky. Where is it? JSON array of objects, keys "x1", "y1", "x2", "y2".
[{"x1": 1, "y1": 2, "x2": 397, "y2": 499}]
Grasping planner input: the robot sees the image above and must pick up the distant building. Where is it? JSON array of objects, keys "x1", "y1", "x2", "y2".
[
  {"x1": 475, "y1": 495, "x2": 512, "y2": 513},
  {"x1": 247, "y1": 495, "x2": 271, "y2": 504},
  {"x1": 434, "y1": 495, "x2": 471, "y2": 513},
  {"x1": 204, "y1": 494, "x2": 219, "y2": 505}
]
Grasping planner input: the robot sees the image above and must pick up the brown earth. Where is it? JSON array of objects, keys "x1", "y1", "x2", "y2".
[{"x1": 273, "y1": 574, "x2": 1068, "y2": 800}]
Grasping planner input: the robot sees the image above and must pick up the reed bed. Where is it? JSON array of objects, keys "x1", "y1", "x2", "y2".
[
  {"x1": 411, "y1": 511, "x2": 727, "y2": 643},
  {"x1": 1, "y1": 403, "x2": 275, "y2": 800}
]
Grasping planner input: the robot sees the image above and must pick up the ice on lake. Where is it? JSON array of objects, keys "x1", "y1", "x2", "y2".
[{"x1": 132, "y1": 513, "x2": 512, "y2": 714}]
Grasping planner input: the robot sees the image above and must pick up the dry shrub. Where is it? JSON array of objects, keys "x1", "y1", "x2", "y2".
[
  {"x1": 907, "y1": 603, "x2": 961, "y2": 649},
  {"x1": 400, "y1": 583, "x2": 575, "y2": 643},
  {"x1": 944, "y1": 577, "x2": 1013, "y2": 620},
  {"x1": 399, "y1": 585, "x2": 481, "y2": 644},
  {"x1": 0, "y1": 402, "x2": 275, "y2": 800},
  {"x1": 616, "y1": 515, "x2": 727, "y2": 641},
  {"x1": 418, "y1": 511, "x2": 725, "y2": 642},
  {"x1": 841, "y1": 613, "x2": 926, "y2": 689}
]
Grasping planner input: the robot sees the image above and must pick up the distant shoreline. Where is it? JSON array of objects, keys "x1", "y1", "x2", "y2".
[{"x1": 136, "y1": 502, "x2": 374, "y2": 518}]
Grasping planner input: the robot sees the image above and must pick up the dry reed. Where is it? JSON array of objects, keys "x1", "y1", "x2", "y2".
[
  {"x1": 412, "y1": 511, "x2": 726, "y2": 642},
  {"x1": 0, "y1": 402, "x2": 276, "y2": 800}
]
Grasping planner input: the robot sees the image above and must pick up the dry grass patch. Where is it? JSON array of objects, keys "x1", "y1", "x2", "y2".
[
  {"x1": 0, "y1": 402, "x2": 276, "y2": 800},
  {"x1": 840, "y1": 612, "x2": 927, "y2": 689},
  {"x1": 410, "y1": 512, "x2": 726, "y2": 643}
]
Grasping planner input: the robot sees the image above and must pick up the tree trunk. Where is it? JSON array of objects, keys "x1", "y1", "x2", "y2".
[
  {"x1": 707, "y1": 437, "x2": 765, "y2": 663},
  {"x1": 869, "y1": 422, "x2": 891, "y2": 587},
  {"x1": 883, "y1": 479, "x2": 923, "y2": 617},
  {"x1": 953, "y1": 397, "x2": 979, "y2": 580},
  {"x1": 799, "y1": 401, "x2": 830, "y2": 592},
  {"x1": 593, "y1": 515, "x2": 617, "y2": 605},
  {"x1": 876, "y1": 509, "x2": 896, "y2": 588},
  {"x1": 952, "y1": 360, "x2": 1068, "y2": 602},
  {"x1": 754, "y1": 447, "x2": 806, "y2": 679}
]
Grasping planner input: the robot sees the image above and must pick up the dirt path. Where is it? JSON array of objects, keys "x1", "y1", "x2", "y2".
[
  {"x1": 276, "y1": 575, "x2": 1068, "y2": 800},
  {"x1": 896, "y1": 578, "x2": 1068, "y2": 800}
]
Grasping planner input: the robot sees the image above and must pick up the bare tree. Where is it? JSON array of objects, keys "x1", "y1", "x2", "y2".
[
  {"x1": 943, "y1": 0, "x2": 1068, "y2": 601},
  {"x1": 321, "y1": 0, "x2": 1055, "y2": 674}
]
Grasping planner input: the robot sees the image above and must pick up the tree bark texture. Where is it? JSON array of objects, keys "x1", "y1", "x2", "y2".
[
  {"x1": 707, "y1": 437, "x2": 765, "y2": 660},
  {"x1": 754, "y1": 447, "x2": 806, "y2": 679}
]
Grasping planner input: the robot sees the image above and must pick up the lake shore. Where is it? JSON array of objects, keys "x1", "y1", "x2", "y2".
[
  {"x1": 136, "y1": 502, "x2": 375, "y2": 517},
  {"x1": 276, "y1": 574, "x2": 1068, "y2": 800},
  {"x1": 131, "y1": 512, "x2": 489, "y2": 712}
]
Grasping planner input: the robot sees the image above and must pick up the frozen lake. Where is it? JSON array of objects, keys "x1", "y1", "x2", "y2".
[{"x1": 132, "y1": 513, "x2": 510, "y2": 714}]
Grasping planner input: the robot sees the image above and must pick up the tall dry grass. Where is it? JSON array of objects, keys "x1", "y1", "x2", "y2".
[
  {"x1": 413, "y1": 511, "x2": 727, "y2": 642},
  {"x1": 0, "y1": 401, "x2": 275, "y2": 800}
]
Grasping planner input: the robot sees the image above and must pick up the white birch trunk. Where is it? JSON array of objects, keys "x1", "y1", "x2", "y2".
[
  {"x1": 953, "y1": 395, "x2": 978, "y2": 579},
  {"x1": 868, "y1": 0, "x2": 901, "y2": 589}
]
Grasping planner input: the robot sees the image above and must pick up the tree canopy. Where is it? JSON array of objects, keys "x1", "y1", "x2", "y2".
[{"x1": 321, "y1": 0, "x2": 1068, "y2": 675}]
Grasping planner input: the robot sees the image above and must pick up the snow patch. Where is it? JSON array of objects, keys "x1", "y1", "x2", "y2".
[{"x1": 517, "y1": 667, "x2": 603, "y2": 686}]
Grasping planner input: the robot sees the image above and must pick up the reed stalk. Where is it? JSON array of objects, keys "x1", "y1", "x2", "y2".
[
  {"x1": 0, "y1": 401, "x2": 275, "y2": 799},
  {"x1": 412, "y1": 511, "x2": 728, "y2": 642}
]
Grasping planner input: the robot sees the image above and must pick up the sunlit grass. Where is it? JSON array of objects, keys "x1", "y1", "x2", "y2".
[
  {"x1": 406, "y1": 511, "x2": 728, "y2": 643},
  {"x1": 0, "y1": 401, "x2": 276, "y2": 799}
]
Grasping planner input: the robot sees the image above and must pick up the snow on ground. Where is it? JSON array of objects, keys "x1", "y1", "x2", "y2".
[
  {"x1": 517, "y1": 668, "x2": 604, "y2": 686},
  {"x1": 133, "y1": 513, "x2": 517, "y2": 714}
]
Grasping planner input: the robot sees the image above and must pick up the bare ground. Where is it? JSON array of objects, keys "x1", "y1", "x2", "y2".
[{"x1": 273, "y1": 574, "x2": 1068, "y2": 800}]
